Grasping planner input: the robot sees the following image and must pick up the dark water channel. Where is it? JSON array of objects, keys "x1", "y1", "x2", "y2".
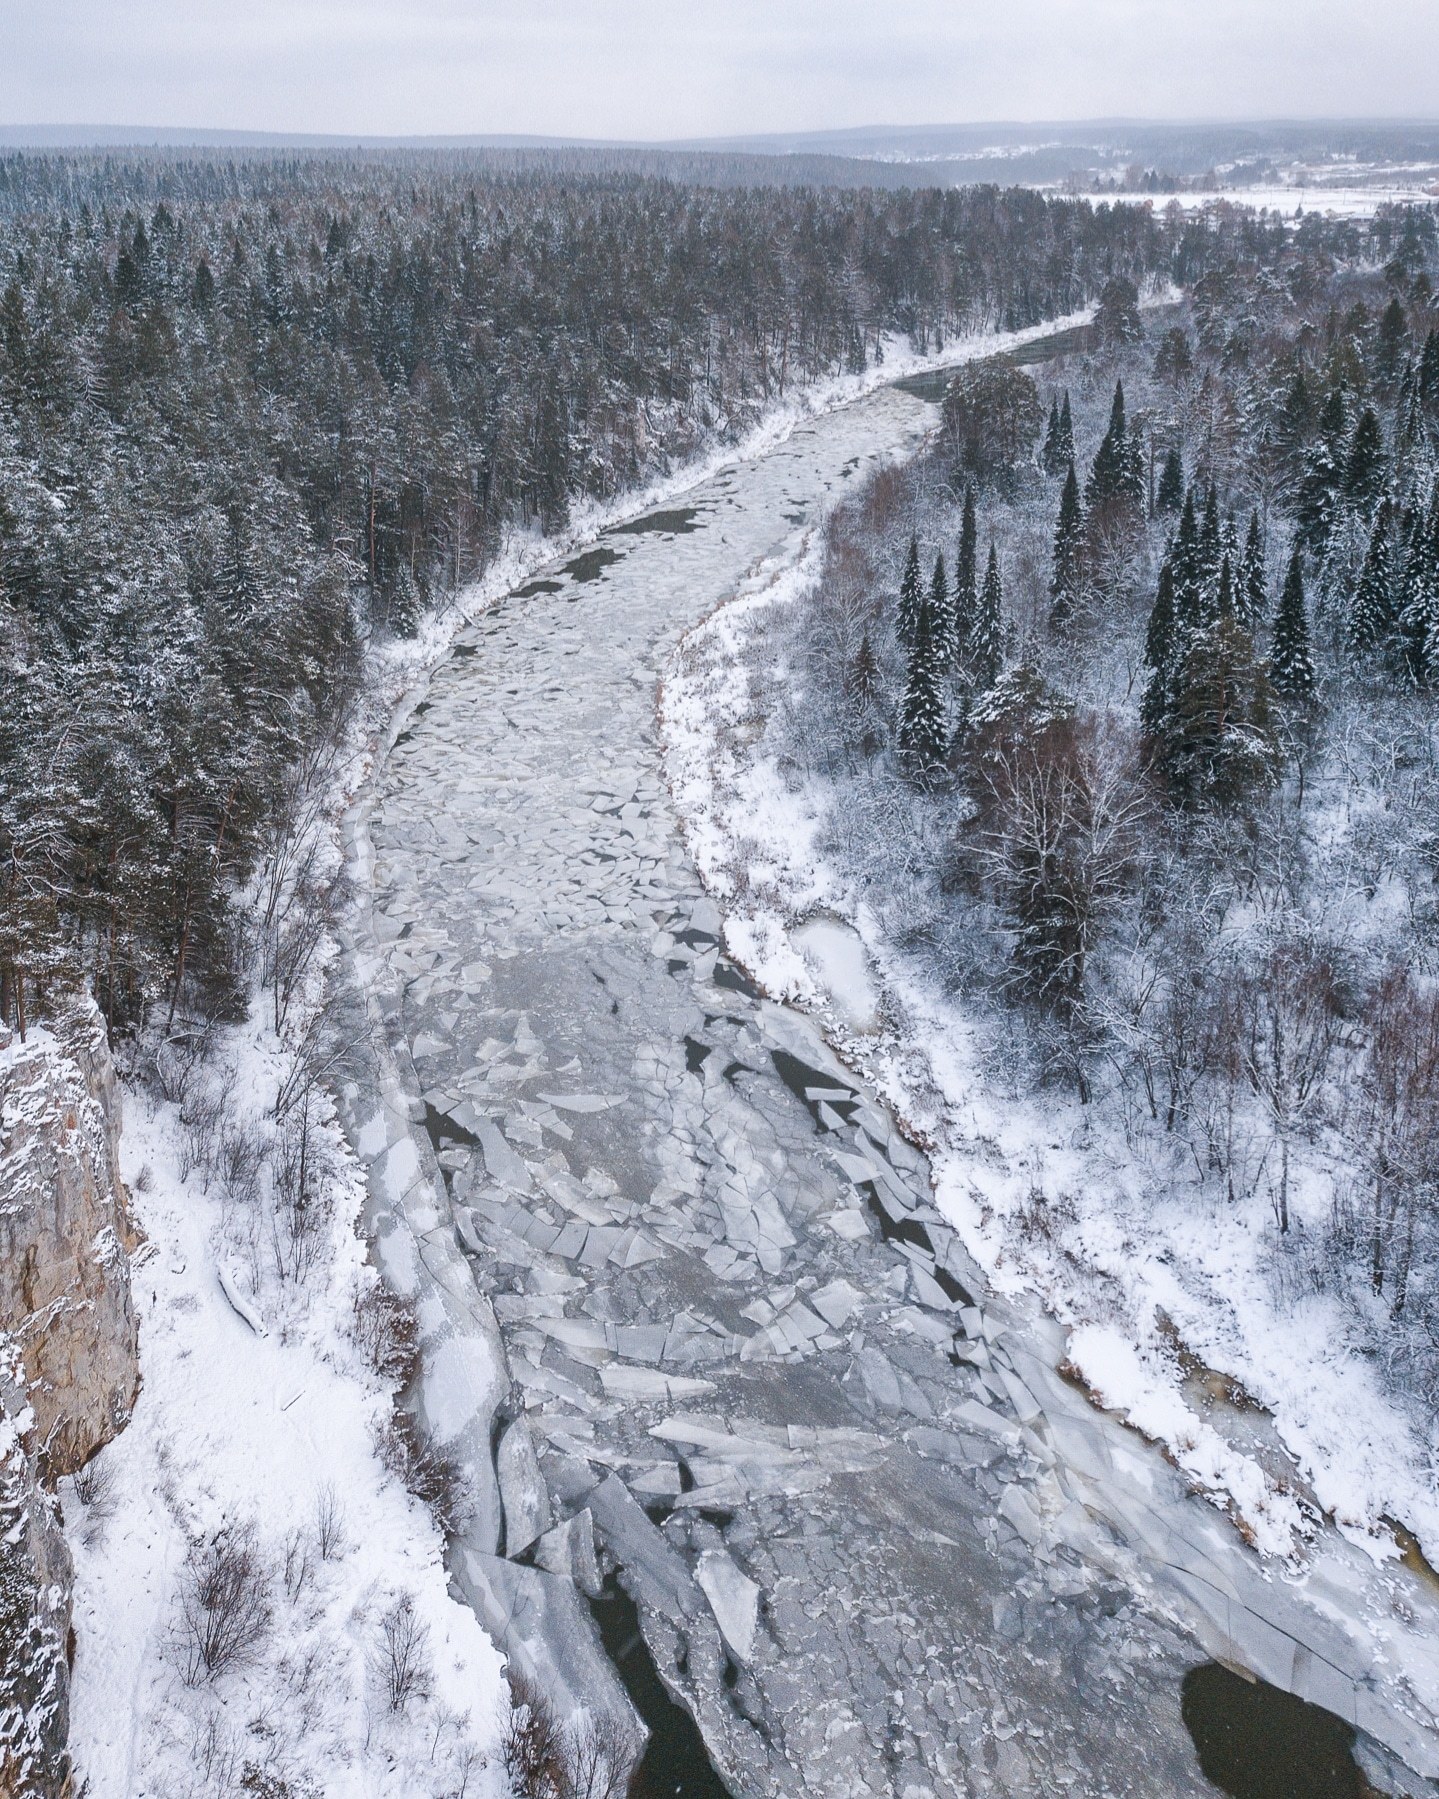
[
  {"x1": 588, "y1": 1579, "x2": 734, "y2": 1799},
  {"x1": 1181, "y1": 1664, "x2": 1384, "y2": 1799}
]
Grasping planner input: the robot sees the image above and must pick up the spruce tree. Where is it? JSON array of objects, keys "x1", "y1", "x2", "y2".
[
  {"x1": 1421, "y1": 329, "x2": 1439, "y2": 418},
  {"x1": 1086, "y1": 380, "x2": 1142, "y2": 514},
  {"x1": 1171, "y1": 489, "x2": 1204, "y2": 634},
  {"x1": 1056, "y1": 392, "x2": 1076, "y2": 468},
  {"x1": 1239, "y1": 511, "x2": 1268, "y2": 632},
  {"x1": 1270, "y1": 546, "x2": 1316, "y2": 704},
  {"x1": 1349, "y1": 502, "x2": 1395, "y2": 658},
  {"x1": 1344, "y1": 406, "x2": 1386, "y2": 512},
  {"x1": 969, "y1": 543, "x2": 1004, "y2": 691},
  {"x1": 1376, "y1": 295, "x2": 1408, "y2": 380},
  {"x1": 1141, "y1": 556, "x2": 1177, "y2": 737},
  {"x1": 1042, "y1": 397, "x2": 1063, "y2": 475},
  {"x1": 1162, "y1": 615, "x2": 1276, "y2": 809},
  {"x1": 897, "y1": 534, "x2": 923, "y2": 649},
  {"x1": 1398, "y1": 500, "x2": 1439, "y2": 687},
  {"x1": 1156, "y1": 445, "x2": 1184, "y2": 513},
  {"x1": 1050, "y1": 460, "x2": 1084, "y2": 629},
  {"x1": 954, "y1": 486, "x2": 978, "y2": 674},
  {"x1": 929, "y1": 548, "x2": 953, "y2": 662},
  {"x1": 900, "y1": 582, "x2": 948, "y2": 770}
]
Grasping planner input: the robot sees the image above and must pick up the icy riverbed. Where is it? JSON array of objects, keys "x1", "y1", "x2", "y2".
[{"x1": 339, "y1": 347, "x2": 1437, "y2": 1797}]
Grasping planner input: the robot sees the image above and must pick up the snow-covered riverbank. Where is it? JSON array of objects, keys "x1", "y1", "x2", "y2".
[{"x1": 661, "y1": 506, "x2": 1439, "y2": 1792}]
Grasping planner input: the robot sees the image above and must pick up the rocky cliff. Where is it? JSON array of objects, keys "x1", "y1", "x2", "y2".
[
  {"x1": 0, "y1": 1003, "x2": 140, "y2": 1480},
  {"x1": 0, "y1": 1001, "x2": 142, "y2": 1797}
]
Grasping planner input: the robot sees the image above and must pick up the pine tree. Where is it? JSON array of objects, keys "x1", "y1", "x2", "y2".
[
  {"x1": 897, "y1": 534, "x2": 923, "y2": 649},
  {"x1": 1239, "y1": 511, "x2": 1268, "y2": 632},
  {"x1": 953, "y1": 486, "x2": 978, "y2": 674},
  {"x1": 900, "y1": 581, "x2": 948, "y2": 770},
  {"x1": 1049, "y1": 461, "x2": 1084, "y2": 629},
  {"x1": 1270, "y1": 546, "x2": 1316, "y2": 704},
  {"x1": 969, "y1": 543, "x2": 1004, "y2": 691},
  {"x1": 1349, "y1": 501, "x2": 1395, "y2": 658},
  {"x1": 1156, "y1": 445, "x2": 1184, "y2": 512}
]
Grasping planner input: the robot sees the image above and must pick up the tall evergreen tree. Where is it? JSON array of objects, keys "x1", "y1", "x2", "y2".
[
  {"x1": 1344, "y1": 406, "x2": 1387, "y2": 512},
  {"x1": 1042, "y1": 396, "x2": 1063, "y2": 475},
  {"x1": 969, "y1": 544, "x2": 1005, "y2": 692},
  {"x1": 1349, "y1": 500, "x2": 1396, "y2": 658},
  {"x1": 929, "y1": 548, "x2": 953, "y2": 662},
  {"x1": 1398, "y1": 494, "x2": 1439, "y2": 686},
  {"x1": 1056, "y1": 391, "x2": 1076, "y2": 468},
  {"x1": 1141, "y1": 555, "x2": 1177, "y2": 737},
  {"x1": 897, "y1": 534, "x2": 923, "y2": 649},
  {"x1": 1156, "y1": 445, "x2": 1184, "y2": 513},
  {"x1": 1086, "y1": 380, "x2": 1143, "y2": 514},
  {"x1": 1270, "y1": 546, "x2": 1316, "y2": 704},
  {"x1": 1050, "y1": 461, "x2": 1085, "y2": 629},
  {"x1": 1239, "y1": 510, "x2": 1268, "y2": 633},
  {"x1": 953, "y1": 485, "x2": 978, "y2": 674},
  {"x1": 900, "y1": 580, "x2": 948, "y2": 770}
]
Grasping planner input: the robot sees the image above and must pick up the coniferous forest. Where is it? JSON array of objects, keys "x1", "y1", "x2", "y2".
[
  {"x1": 0, "y1": 151, "x2": 1166, "y2": 1040},
  {"x1": 752, "y1": 199, "x2": 1439, "y2": 1413}
]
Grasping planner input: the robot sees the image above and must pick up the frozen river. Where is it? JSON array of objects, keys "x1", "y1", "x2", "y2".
[{"x1": 341, "y1": 360, "x2": 1438, "y2": 1797}]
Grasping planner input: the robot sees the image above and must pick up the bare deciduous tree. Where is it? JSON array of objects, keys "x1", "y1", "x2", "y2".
[{"x1": 177, "y1": 1521, "x2": 272, "y2": 1685}]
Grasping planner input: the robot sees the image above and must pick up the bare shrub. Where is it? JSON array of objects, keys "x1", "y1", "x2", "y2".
[
  {"x1": 190, "y1": 1714, "x2": 241, "y2": 1791},
  {"x1": 132, "y1": 1162, "x2": 154, "y2": 1194},
  {"x1": 375, "y1": 1593, "x2": 432, "y2": 1712},
  {"x1": 69, "y1": 1454, "x2": 115, "y2": 1513},
  {"x1": 503, "y1": 1676, "x2": 633, "y2": 1799},
  {"x1": 240, "y1": 1763, "x2": 322, "y2": 1799},
  {"x1": 561, "y1": 1712, "x2": 632, "y2": 1799},
  {"x1": 313, "y1": 1482, "x2": 346, "y2": 1562},
  {"x1": 270, "y1": 1102, "x2": 333, "y2": 1285},
  {"x1": 373, "y1": 1410, "x2": 467, "y2": 1534},
  {"x1": 177, "y1": 1521, "x2": 273, "y2": 1685},
  {"x1": 352, "y1": 1281, "x2": 421, "y2": 1387},
  {"x1": 282, "y1": 1527, "x2": 313, "y2": 1603},
  {"x1": 503, "y1": 1675, "x2": 567, "y2": 1799}
]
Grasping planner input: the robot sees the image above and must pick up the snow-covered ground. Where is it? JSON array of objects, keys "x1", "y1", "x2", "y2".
[
  {"x1": 661, "y1": 541, "x2": 1439, "y2": 1575},
  {"x1": 65, "y1": 1036, "x2": 509, "y2": 1799},
  {"x1": 1073, "y1": 185, "x2": 1439, "y2": 219}
]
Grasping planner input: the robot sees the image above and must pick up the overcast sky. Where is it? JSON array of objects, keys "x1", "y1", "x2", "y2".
[{"x1": 6, "y1": 0, "x2": 1438, "y2": 141}]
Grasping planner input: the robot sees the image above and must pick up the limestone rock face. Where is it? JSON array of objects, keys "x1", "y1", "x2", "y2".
[
  {"x1": 0, "y1": 1350, "x2": 74, "y2": 1799},
  {"x1": 0, "y1": 1002, "x2": 141, "y2": 1480}
]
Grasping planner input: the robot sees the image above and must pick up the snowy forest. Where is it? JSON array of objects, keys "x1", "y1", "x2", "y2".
[
  {"x1": 0, "y1": 151, "x2": 1176, "y2": 1048},
  {"x1": 755, "y1": 200, "x2": 1439, "y2": 1431}
]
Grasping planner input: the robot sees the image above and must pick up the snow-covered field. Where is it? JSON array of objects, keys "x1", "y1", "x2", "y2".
[
  {"x1": 661, "y1": 542, "x2": 1439, "y2": 1577},
  {"x1": 1077, "y1": 185, "x2": 1439, "y2": 219}
]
